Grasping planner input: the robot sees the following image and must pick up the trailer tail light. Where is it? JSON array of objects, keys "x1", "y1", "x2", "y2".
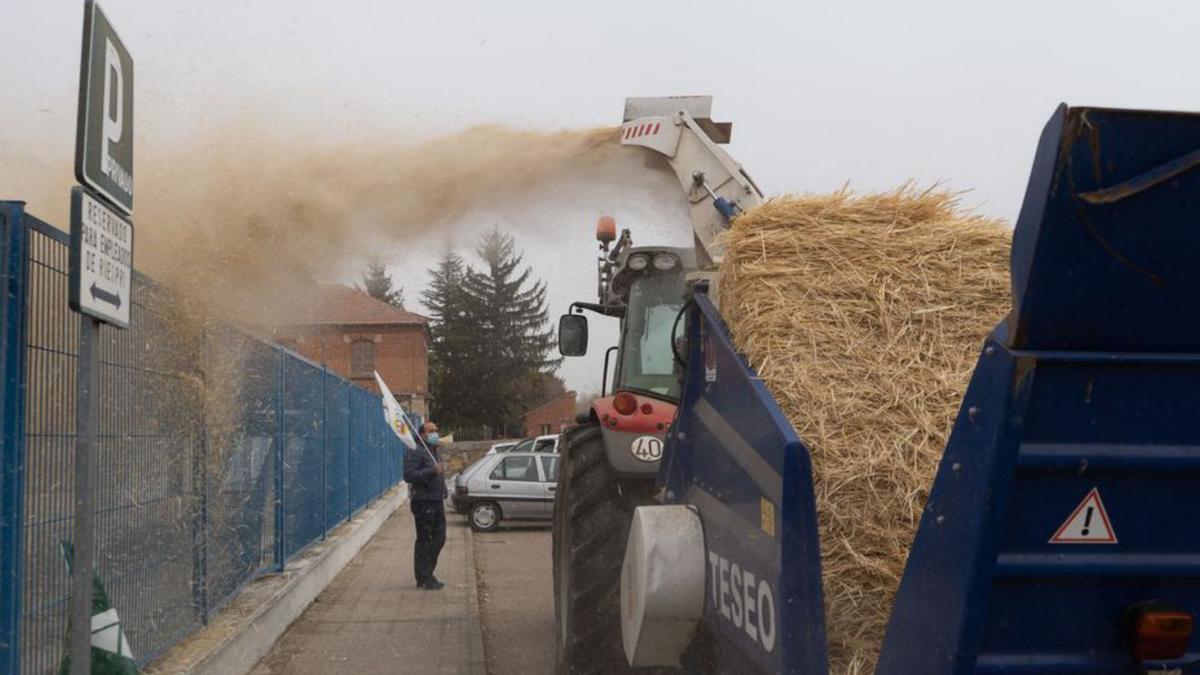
[
  {"x1": 455, "y1": 485, "x2": 468, "y2": 496},
  {"x1": 1129, "y1": 603, "x2": 1194, "y2": 662},
  {"x1": 640, "y1": 402, "x2": 653, "y2": 415},
  {"x1": 613, "y1": 392, "x2": 638, "y2": 415}
]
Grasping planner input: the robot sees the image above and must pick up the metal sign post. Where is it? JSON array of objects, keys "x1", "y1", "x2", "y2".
[
  {"x1": 69, "y1": 316, "x2": 99, "y2": 675},
  {"x1": 69, "y1": 3, "x2": 133, "y2": 674}
]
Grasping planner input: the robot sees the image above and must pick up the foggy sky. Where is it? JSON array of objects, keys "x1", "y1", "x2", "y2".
[{"x1": 3, "y1": 0, "x2": 1198, "y2": 393}]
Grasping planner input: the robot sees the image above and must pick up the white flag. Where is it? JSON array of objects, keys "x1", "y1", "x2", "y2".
[{"x1": 374, "y1": 371, "x2": 417, "y2": 450}]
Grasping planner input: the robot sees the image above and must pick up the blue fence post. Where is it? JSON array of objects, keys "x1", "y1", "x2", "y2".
[
  {"x1": 346, "y1": 386, "x2": 352, "y2": 517},
  {"x1": 0, "y1": 202, "x2": 29, "y2": 675},
  {"x1": 274, "y1": 348, "x2": 285, "y2": 571},
  {"x1": 377, "y1": 402, "x2": 383, "y2": 499},
  {"x1": 320, "y1": 367, "x2": 327, "y2": 540},
  {"x1": 193, "y1": 320, "x2": 210, "y2": 624},
  {"x1": 372, "y1": 410, "x2": 376, "y2": 499},
  {"x1": 194, "y1": 430, "x2": 210, "y2": 625}
]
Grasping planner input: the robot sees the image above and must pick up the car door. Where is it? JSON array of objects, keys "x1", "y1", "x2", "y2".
[
  {"x1": 486, "y1": 455, "x2": 542, "y2": 519},
  {"x1": 537, "y1": 455, "x2": 560, "y2": 518}
]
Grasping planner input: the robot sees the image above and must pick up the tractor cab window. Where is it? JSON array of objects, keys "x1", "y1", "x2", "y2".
[{"x1": 618, "y1": 272, "x2": 685, "y2": 400}]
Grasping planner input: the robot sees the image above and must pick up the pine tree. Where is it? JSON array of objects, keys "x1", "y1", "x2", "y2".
[
  {"x1": 421, "y1": 250, "x2": 484, "y2": 429},
  {"x1": 462, "y1": 227, "x2": 562, "y2": 432},
  {"x1": 360, "y1": 261, "x2": 405, "y2": 309},
  {"x1": 421, "y1": 232, "x2": 562, "y2": 435}
]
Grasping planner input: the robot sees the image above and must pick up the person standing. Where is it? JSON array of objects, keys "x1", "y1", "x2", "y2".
[{"x1": 404, "y1": 421, "x2": 448, "y2": 590}]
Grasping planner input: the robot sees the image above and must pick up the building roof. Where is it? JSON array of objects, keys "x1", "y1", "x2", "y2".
[
  {"x1": 519, "y1": 391, "x2": 578, "y2": 420},
  {"x1": 302, "y1": 285, "x2": 429, "y2": 326}
]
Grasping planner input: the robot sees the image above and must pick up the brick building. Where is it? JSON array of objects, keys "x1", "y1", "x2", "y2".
[
  {"x1": 277, "y1": 285, "x2": 430, "y2": 416},
  {"x1": 520, "y1": 391, "x2": 577, "y2": 437}
]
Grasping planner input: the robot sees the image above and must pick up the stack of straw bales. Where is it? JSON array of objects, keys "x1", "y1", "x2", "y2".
[{"x1": 719, "y1": 187, "x2": 1012, "y2": 673}]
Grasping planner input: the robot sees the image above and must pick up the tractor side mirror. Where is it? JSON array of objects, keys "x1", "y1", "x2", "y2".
[{"x1": 558, "y1": 314, "x2": 589, "y2": 357}]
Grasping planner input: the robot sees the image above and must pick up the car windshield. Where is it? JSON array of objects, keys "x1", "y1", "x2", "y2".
[
  {"x1": 507, "y1": 438, "x2": 535, "y2": 453},
  {"x1": 618, "y1": 271, "x2": 686, "y2": 400},
  {"x1": 460, "y1": 457, "x2": 489, "y2": 481}
]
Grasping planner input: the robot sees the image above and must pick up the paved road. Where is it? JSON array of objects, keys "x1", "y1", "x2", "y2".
[
  {"x1": 470, "y1": 520, "x2": 555, "y2": 675},
  {"x1": 251, "y1": 508, "x2": 485, "y2": 675}
]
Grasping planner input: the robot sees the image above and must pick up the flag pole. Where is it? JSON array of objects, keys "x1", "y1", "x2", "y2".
[{"x1": 374, "y1": 370, "x2": 438, "y2": 465}]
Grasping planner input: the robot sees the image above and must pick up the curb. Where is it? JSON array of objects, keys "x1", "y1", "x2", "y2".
[
  {"x1": 146, "y1": 484, "x2": 408, "y2": 675},
  {"x1": 461, "y1": 522, "x2": 488, "y2": 674}
]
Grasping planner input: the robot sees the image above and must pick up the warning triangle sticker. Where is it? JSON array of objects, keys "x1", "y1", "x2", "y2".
[{"x1": 1049, "y1": 487, "x2": 1117, "y2": 544}]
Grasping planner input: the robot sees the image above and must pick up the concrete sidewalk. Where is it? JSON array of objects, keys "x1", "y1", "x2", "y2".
[{"x1": 250, "y1": 507, "x2": 485, "y2": 675}]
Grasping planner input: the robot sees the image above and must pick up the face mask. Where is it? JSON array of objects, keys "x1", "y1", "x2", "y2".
[{"x1": 424, "y1": 432, "x2": 440, "y2": 447}]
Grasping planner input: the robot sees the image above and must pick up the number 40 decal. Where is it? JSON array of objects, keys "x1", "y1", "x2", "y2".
[{"x1": 630, "y1": 436, "x2": 663, "y2": 462}]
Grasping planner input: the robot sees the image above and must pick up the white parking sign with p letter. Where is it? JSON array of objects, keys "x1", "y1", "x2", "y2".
[{"x1": 76, "y1": 0, "x2": 134, "y2": 214}]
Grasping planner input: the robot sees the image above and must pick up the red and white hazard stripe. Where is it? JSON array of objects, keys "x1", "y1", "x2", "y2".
[{"x1": 622, "y1": 121, "x2": 662, "y2": 140}]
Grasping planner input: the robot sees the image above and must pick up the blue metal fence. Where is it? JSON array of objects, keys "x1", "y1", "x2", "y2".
[
  {"x1": 324, "y1": 377, "x2": 351, "y2": 533},
  {"x1": 281, "y1": 356, "x2": 326, "y2": 562},
  {"x1": 0, "y1": 202, "x2": 30, "y2": 675},
  {"x1": 0, "y1": 203, "x2": 408, "y2": 674}
]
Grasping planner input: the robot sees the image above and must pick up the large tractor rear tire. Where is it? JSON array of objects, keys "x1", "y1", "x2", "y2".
[{"x1": 553, "y1": 423, "x2": 657, "y2": 675}]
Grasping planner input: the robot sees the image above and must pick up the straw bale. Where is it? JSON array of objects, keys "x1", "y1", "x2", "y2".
[{"x1": 719, "y1": 187, "x2": 1011, "y2": 673}]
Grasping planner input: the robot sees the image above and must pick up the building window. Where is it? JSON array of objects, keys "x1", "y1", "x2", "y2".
[
  {"x1": 351, "y1": 339, "x2": 375, "y2": 377},
  {"x1": 540, "y1": 423, "x2": 552, "y2": 435}
]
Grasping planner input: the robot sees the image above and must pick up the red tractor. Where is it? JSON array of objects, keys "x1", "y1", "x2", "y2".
[{"x1": 553, "y1": 96, "x2": 762, "y2": 674}]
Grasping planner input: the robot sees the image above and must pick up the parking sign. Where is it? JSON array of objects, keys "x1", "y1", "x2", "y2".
[{"x1": 75, "y1": 0, "x2": 134, "y2": 214}]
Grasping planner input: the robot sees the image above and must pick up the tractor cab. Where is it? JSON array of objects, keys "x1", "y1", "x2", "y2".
[
  {"x1": 559, "y1": 217, "x2": 695, "y2": 402},
  {"x1": 612, "y1": 254, "x2": 689, "y2": 400},
  {"x1": 556, "y1": 217, "x2": 693, "y2": 475}
]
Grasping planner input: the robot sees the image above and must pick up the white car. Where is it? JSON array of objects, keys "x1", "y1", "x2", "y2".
[{"x1": 453, "y1": 451, "x2": 560, "y2": 531}]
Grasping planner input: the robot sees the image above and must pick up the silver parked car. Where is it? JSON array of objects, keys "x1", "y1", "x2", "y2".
[
  {"x1": 453, "y1": 451, "x2": 559, "y2": 532},
  {"x1": 452, "y1": 436, "x2": 560, "y2": 514}
]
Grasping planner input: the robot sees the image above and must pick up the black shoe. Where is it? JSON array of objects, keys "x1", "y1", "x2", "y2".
[{"x1": 419, "y1": 580, "x2": 445, "y2": 591}]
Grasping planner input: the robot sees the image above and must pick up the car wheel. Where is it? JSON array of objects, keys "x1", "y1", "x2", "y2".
[
  {"x1": 553, "y1": 423, "x2": 658, "y2": 675},
  {"x1": 470, "y1": 501, "x2": 500, "y2": 532}
]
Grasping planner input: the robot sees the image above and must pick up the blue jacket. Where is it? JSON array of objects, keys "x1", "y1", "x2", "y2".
[{"x1": 404, "y1": 443, "x2": 448, "y2": 502}]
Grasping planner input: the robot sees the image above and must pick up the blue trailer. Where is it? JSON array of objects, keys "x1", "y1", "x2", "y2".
[
  {"x1": 555, "y1": 101, "x2": 1198, "y2": 674},
  {"x1": 649, "y1": 105, "x2": 1200, "y2": 674}
]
